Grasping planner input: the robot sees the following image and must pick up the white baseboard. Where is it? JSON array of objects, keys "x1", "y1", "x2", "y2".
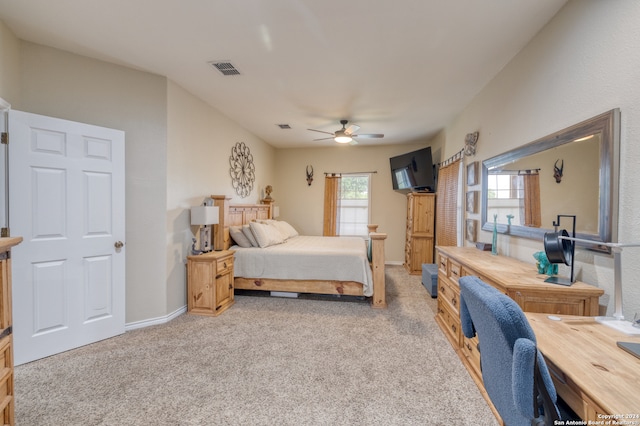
[
  {"x1": 386, "y1": 260, "x2": 404, "y2": 266},
  {"x1": 125, "y1": 305, "x2": 187, "y2": 331}
]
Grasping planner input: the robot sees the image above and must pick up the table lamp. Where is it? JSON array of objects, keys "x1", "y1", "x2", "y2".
[{"x1": 190, "y1": 205, "x2": 219, "y2": 254}]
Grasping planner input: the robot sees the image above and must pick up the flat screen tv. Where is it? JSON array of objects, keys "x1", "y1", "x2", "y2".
[{"x1": 389, "y1": 147, "x2": 436, "y2": 193}]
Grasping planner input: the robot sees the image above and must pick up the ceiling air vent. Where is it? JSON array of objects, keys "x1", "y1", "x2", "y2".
[
  {"x1": 209, "y1": 61, "x2": 241, "y2": 76},
  {"x1": 277, "y1": 124, "x2": 291, "y2": 129}
]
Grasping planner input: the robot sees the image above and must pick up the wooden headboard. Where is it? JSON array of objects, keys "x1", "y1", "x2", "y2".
[{"x1": 210, "y1": 195, "x2": 273, "y2": 250}]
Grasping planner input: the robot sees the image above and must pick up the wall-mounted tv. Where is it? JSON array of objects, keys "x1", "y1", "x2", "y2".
[{"x1": 389, "y1": 147, "x2": 436, "y2": 193}]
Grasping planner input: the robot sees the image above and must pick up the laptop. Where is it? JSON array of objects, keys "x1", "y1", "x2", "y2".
[{"x1": 616, "y1": 341, "x2": 640, "y2": 360}]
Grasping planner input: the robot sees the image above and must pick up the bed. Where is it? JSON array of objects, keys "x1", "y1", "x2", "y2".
[{"x1": 210, "y1": 195, "x2": 388, "y2": 308}]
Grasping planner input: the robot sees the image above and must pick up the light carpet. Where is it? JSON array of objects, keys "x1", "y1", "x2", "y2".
[{"x1": 14, "y1": 265, "x2": 498, "y2": 425}]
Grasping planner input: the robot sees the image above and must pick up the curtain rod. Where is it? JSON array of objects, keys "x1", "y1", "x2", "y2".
[
  {"x1": 492, "y1": 168, "x2": 541, "y2": 175},
  {"x1": 436, "y1": 148, "x2": 464, "y2": 168},
  {"x1": 324, "y1": 171, "x2": 377, "y2": 176}
]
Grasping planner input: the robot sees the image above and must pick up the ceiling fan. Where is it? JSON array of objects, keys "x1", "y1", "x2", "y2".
[{"x1": 307, "y1": 120, "x2": 384, "y2": 144}]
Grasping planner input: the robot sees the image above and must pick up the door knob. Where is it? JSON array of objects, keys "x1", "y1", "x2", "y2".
[{"x1": 114, "y1": 241, "x2": 124, "y2": 249}]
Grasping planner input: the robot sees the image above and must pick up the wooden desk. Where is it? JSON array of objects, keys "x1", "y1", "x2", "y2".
[{"x1": 526, "y1": 313, "x2": 640, "y2": 421}]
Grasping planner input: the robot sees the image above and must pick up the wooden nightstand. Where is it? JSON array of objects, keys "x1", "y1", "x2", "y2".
[{"x1": 187, "y1": 250, "x2": 235, "y2": 316}]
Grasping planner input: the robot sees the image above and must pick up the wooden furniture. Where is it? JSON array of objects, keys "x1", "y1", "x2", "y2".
[
  {"x1": 0, "y1": 237, "x2": 22, "y2": 426},
  {"x1": 435, "y1": 246, "x2": 604, "y2": 422},
  {"x1": 526, "y1": 312, "x2": 640, "y2": 420},
  {"x1": 211, "y1": 195, "x2": 271, "y2": 251},
  {"x1": 211, "y1": 195, "x2": 388, "y2": 308},
  {"x1": 404, "y1": 192, "x2": 435, "y2": 275},
  {"x1": 187, "y1": 250, "x2": 235, "y2": 316}
]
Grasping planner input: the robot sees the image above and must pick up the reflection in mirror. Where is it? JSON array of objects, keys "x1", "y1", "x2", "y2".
[
  {"x1": 481, "y1": 109, "x2": 620, "y2": 250},
  {"x1": 486, "y1": 134, "x2": 600, "y2": 233}
]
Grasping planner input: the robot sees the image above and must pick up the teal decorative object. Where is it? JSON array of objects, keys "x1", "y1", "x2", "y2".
[
  {"x1": 533, "y1": 251, "x2": 558, "y2": 276},
  {"x1": 491, "y1": 214, "x2": 498, "y2": 255}
]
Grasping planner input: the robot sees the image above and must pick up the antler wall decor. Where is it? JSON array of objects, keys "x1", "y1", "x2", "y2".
[
  {"x1": 306, "y1": 165, "x2": 314, "y2": 186},
  {"x1": 553, "y1": 159, "x2": 564, "y2": 183}
]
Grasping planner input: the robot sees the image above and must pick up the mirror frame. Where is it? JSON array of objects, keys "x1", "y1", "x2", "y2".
[{"x1": 481, "y1": 109, "x2": 620, "y2": 251}]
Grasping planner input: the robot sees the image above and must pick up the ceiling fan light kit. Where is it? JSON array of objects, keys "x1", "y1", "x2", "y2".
[
  {"x1": 308, "y1": 119, "x2": 383, "y2": 145},
  {"x1": 334, "y1": 130, "x2": 352, "y2": 143}
]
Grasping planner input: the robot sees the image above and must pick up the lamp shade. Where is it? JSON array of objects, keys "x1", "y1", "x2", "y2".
[{"x1": 190, "y1": 206, "x2": 219, "y2": 225}]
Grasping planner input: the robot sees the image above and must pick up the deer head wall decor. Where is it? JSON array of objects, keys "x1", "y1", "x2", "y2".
[
  {"x1": 306, "y1": 165, "x2": 314, "y2": 186},
  {"x1": 553, "y1": 159, "x2": 564, "y2": 183}
]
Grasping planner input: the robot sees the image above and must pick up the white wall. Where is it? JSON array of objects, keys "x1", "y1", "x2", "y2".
[
  {"x1": 16, "y1": 41, "x2": 170, "y2": 323},
  {"x1": 273, "y1": 142, "x2": 443, "y2": 263},
  {"x1": 0, "y1": 20, "x2": 20, "y2": 105},
  {"x1": 441, "y1": 0, "x2": 640, "y2": 317},
  {"x1": 5, "y1": 38, "x2": 277, "y2": 324},
  {"x1": 166, "y1": 81, "x2": 275, "y2": 314}
]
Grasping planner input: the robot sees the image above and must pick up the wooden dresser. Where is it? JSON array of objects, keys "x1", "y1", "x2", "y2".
[
  {"x1": 404, "y1": 192, "x2": 436, "y2": 274},
  {"x1": 0, "y1": 237, "x2": 22, "y2": 426},
  {"x1": 435, "y1": 246, "x2": 604, "y2": 420}
]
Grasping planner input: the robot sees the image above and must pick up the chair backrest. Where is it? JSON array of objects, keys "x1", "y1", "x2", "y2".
[{"x1": 459, "y1": 275, "x2": 560, "y2": 426}]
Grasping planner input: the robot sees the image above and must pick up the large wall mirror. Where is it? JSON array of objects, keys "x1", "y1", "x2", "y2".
[{"x1": 481, "y1": 109, "x2": 620, "y2": 251}]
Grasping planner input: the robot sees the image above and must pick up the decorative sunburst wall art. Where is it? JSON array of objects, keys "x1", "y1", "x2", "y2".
[{"x1": 229, "y1": 142, "x2": 255, "y2": 198}]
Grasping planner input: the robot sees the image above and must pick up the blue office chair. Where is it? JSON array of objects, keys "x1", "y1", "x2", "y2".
[{"x1": 459, "y1": 276, "x2": 561, "y2": 426}]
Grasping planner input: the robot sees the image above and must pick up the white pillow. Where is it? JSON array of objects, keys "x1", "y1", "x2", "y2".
[
  {"x1": 272, "y1": 220, "x2": 299, "y2": 240},
  {"x1": 229, "y1": 226, "x2": 252, "y2": 248},
  {"x1": 241, "y1": 224, "x2": 259, "y2": 247},
  {"x1": 249, "y1": 221, "x2": 285, "y2": 248}
]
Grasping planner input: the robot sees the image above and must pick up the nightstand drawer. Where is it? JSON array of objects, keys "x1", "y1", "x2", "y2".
[{"x1": 216, "y1": 255, "x2": 233, "y2": 276}]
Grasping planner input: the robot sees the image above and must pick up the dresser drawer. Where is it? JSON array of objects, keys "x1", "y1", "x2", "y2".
[
  {"x1": 448, "y1": 259, "x2": 462, "y2": 283},
  {"x1": 0, "y1": 334, "x2": 13, "y2": 421},
  {"x1": 438, "y1": 277, "x2": 460, "y2": 315},
  {"x1": 437, "y1": 299, "x2": 462, "y2": 347},
  {"x1": 438, "y1": 253, "x2": 448, "y2": 275},
  {"x1": 461, "y1": 334, "x2": 481, "y2": 378}
]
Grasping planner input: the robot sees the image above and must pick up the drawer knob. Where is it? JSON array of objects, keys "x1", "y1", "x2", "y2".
[{"x1": 223, "y1": 262, "x2": 227, "y2": 268}]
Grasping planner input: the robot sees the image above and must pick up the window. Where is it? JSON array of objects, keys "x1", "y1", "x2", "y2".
[
  {"x1": 487, "y1": 174, "x2": 523, "y2": 199},
  {"x1": 338, "y1": 174, "x2": 371, "y2": 237}
]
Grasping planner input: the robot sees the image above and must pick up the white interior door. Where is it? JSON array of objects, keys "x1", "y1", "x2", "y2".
[{"x1": 9, "y1": 110, "x2": 125, "y2": 365}]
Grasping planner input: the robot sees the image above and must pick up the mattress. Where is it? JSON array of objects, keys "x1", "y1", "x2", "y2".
[{"x1": 231, "y1": 235, "x2": 374, "y2": 296}]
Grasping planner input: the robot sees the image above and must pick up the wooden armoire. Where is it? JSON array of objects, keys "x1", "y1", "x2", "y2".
[{"x1": 404, "y1": 192, "x2": 436, "y2": 275}]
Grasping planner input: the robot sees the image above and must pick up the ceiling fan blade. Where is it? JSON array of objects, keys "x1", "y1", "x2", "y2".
[
  {"x1": 345, "y1": 124, "x2": 360, "y2": 135},
  {"x1": 308, "y1": 128, "x2": 335, "y2": 136},
  {"x1": 349, "y1": 139, "x2": 358, "y2": 145},
  {"x1": 313, "y1": 137, "x2": 334, "y2": 141},
  {"x1": 351, "y1": 133, "x2": 384, "y2": 138}
]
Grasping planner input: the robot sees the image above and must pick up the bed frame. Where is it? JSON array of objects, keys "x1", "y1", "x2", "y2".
[{"x1": 210, "y1": 195, "x2": 388, "y2": 308}]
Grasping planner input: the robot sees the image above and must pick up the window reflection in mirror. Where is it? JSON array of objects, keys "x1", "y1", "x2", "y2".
[{"x1": 486, "y1": 134, "x2": 600, "y2": 234}]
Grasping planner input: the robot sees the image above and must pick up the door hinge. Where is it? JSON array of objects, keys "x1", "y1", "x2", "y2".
[
  {"x1": 1, "y1": 227, "x2": 8, "y2": 238},
  {"x1": 1, "y1": 132, "x2": 7, "y2": 145}
]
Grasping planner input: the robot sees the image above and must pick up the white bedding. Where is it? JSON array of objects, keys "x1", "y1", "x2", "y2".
[{"x1": 231, "y1": 235, "x2": 374, "y2": 296}]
